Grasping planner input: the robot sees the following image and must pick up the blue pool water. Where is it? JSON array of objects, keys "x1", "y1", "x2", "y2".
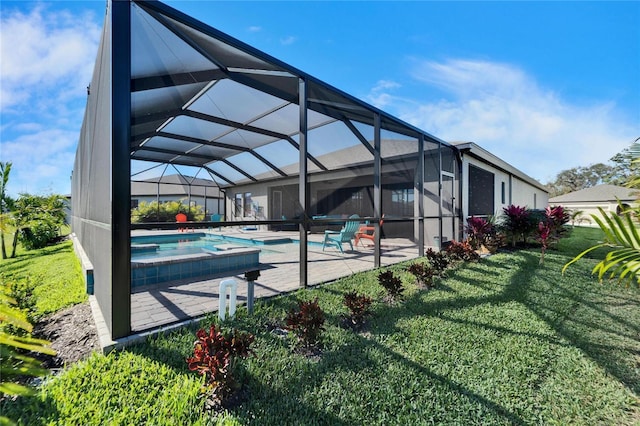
[
  {"x1": 130, "y1": 233, "x2": 265, "y2": 289},
  {"x1": 130, "y1": 233, "x2": 284, "y2": 260},
  {"x1": 130, "y1": 232, "x2": 326, "y2": 264},
  {"x1": 131, "y1": 234, "x2": 220, "y2": 260}
]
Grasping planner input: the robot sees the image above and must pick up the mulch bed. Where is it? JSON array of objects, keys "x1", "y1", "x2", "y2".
[{"x1": 33, "y1": 301, "x2": 101, "y2": 369}]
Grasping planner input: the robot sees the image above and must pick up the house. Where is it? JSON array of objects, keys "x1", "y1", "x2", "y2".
[
  {"x1": 131, "y1": 173, "x2": 223, "y2": 216},
  {"x1": 224, "y1": 140, "x2": 548, "y2": 243},
  {"x1": 71, "y1": 0, "x2": 549, "y2": 340},
  {"x1": 452, "y1": 142, "x2": 549, "y2": 219},
  {"x1": 549, "y1": 184, "x2": 638, "y2": 226}
]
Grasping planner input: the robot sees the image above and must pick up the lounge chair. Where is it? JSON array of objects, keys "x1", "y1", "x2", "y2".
[
  {"x1": 209, "y1": 214, "x2": 223, "y2": 231},
  {"x1": 355, "y1": 215, "x2": 384, "y2": 247},
  {"x1": 176, "y1": 213, "x2": 189, "y2": 232},
  {"x1": 322, "y1": 215, "x2": 361, "y2": 253}
]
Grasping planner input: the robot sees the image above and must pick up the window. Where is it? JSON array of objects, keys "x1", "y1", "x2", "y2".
[
  {"x1": 533, "y1": 193, "x2": 537, "y2": 209},
  {"x1": 390, "y1": 188, "x2": 414, "y2": 216},
  {"x1": 244, "y1": 192, "x2": 253, "y2": 217},
  {"x1": 131, "y1": 199, "x2": 139, "y2": 209},
  {"x1": 234, "y1": 193, "x2": 243, "y2": 217},
  {"x1": 501, "y1": 182, "x2": 505, "y2": 204},
  {"x1": 468, "y1": 165, "x2": 494, "y2": 216}
]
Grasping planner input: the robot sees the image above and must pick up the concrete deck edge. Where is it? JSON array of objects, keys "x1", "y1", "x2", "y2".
[{"x1": 89, "y1": 294, "x2": 210, "y2": 353}]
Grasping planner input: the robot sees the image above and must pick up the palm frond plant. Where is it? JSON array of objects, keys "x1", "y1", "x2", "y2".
[
  {"x1": 563, "y1": 202, "x2": 640, "y2": 286},
  {"x1": 0, "y1": 283, "x2": 56, "y2": 410},
  {"x1": 568, "y1": 209, "x2": 584, "y2": 227}
]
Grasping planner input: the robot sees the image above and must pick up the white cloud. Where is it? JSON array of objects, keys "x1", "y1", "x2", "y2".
[
  {"x1": 0, "y1": 5, "x2": 101, "y2": 110},
  {"x1": 0, "y1": 4, "x2": 101, "y2": 197},
  {"x1": 2, "y1": 129, "x2": 78, "y2": 195},
  {"x1": 280, "y1": 35, "x2": 297, "y2": 45},
  {"x1": 248, "y1": 26, "x2": 262, "y2": 33},
  {"x1": 369, "y1": 59, "x2": 639, "y2": 183},
  {"x1": 367, "y1": 80, "x2": 402, "y2": 109}
]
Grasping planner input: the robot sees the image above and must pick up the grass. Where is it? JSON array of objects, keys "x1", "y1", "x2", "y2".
[
  {"x1": 2, "y1": 227, "x2": 639, "y2": 425},
  {"x1": 0, "y1": 226, "x2": 86, "y2": 320}
]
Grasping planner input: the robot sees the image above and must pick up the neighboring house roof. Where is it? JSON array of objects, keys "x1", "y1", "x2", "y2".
[
  {"x1": 451, "y1": 141, "x2": 549, "y2": 193},
  {"x1": 549, "y1": 184, "x2": 637, "y2": 204},
  {"x1": 131, "y1": 174, "x2": 222, "y2": 198}
]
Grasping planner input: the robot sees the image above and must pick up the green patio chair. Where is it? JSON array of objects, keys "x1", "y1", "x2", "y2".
[
  {"x1": 208, "y1": 214, "x2": 223, "y2": 231},
  {"x1": 322, "y1": 215, "x2": 361, "y2": 253}
]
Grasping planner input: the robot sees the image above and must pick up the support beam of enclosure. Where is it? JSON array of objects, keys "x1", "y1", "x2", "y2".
[
  {"x1": 373, "y1": 113, "x2": 381, "y2": 268},
  {"x1": 131, "y1": 68, "x2": 225, "y2": 92},
  {"x1": 112, "y1": 0, "x2": 131, "y2": 339},
  {"x1": 438, "y1": 142, "x2": 443, "y2": 248},
  {"x1": 299, "y1": 78, "x2": 308, "y2": 287},
  {"x1": 418, "y1": 134, "x2": 425, "y2": 257}
]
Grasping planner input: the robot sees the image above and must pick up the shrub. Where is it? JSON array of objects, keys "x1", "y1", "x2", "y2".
[
  {"x1": 131, "y1": 200, "x2": 205, "y2": 223},
  {"x1": 500, "y1": 204, "x2": 533, "y2": 247},
  {"x1": 483, "y1": 232, "x2": 506, "y2": 253},
  {"x1": 20, "y1": 226, "x2": 59, "y2": 250},
  {"x1": 424, "y1": 248, "x2": 451, "y2": 276},
  {"x1": 378, "y1": 270, "x2": 404, "y2": 301},
  {"x1": 464, "y1": 216, "x2": 494, "y2": 250},
  {"x1": 536, "y1": 205, "x2": 571, "y2": 265},
  {"x1": 546, "y1": 205, "x2": 571, "y2": 239},
  {"x1": 4, "y1": 275, "x2": 37, "y2": 325},
  {"x1": 445, "y1": 240, "x2": 480, "y2": 262},
  {"x1": 12, "y1": 194, "x2": 66, "y2": 251},
  {"x1": 285, "y1": 298, "x2": 325, "y2": 348},
  {"x1": 5, "y1": 275, "x2": 36, "y2": 312},
  {"x1": 343, "y1": 291, "x2": 373, "y2": 327},
  {"x1": 535, "y1": 221, "x2": 552, "y2": 265},
  {"x1": 186, "y1": 324, "x2": 254, "y2": 400},
  {"x1": 407, "y1": 263, "x2": 437, "y2": 288}
]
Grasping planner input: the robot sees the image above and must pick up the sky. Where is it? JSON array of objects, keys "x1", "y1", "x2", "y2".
[{"x1": 1, "y1": 1, "x2": 639, "y2": 198}]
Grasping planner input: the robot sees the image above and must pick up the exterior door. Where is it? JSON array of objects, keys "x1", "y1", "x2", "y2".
[
  {"x1": 271, "y1": 190, "x2": 282, "y2": 220},
  {"x1": 441, "y1": 173, "x2": 456, "y2": 243}
]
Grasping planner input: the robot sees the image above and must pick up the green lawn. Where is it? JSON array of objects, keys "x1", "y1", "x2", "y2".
[
  {"x1": 2, "y1": 227, "x2": 639, "y2": 425},
  {"x1": 0, "y1": 227, "x2": 85, "y2": 320}
]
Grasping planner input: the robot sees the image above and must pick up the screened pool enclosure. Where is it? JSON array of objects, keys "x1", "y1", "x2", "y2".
[{"x1": 72, "y1": 0, "x2": 461, "y2": 340}]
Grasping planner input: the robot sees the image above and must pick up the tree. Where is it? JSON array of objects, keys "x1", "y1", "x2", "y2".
[
  {"x1": 607, "y1": 138, "x2": 640, "y2": 187},
  {"x1": 9, "y1": 194, "x2": 66, "y2": 256},
  {"x1": 0, "y1": 162, "x2": 12, "y2": 259},
  {"x1": 546, "y1": 163, "x2": 613, "y2": 197}
]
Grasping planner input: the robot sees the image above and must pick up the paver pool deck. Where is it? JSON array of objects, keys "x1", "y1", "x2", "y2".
[{"x1": 128, "y1": 229, "x2": 421, "y2": 332}]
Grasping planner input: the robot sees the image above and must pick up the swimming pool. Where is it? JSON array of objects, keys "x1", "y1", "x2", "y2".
[
  {"x1": 131, "y1": 233, "x2": 289, "y2": 259},
  {"x1": 130, "y1": 233, "x2": 262, "y2": 289},
  {"x1": 132, "y1": 233, "x2": 222, "y2": 260}
]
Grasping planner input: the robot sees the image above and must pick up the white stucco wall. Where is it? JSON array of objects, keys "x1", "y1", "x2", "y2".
[
  {"x1": 559, "y1": 200, "x2": 637, "y2": 227},
  {"x1": 226, "y1": 183, "x2": 271, "y2": 221},
  {"x1": 511, "y1": 177, "x2": 548, "y2": 210},
  {"x1": 461, "y1": 155, "x2": 549, "y2": 221}
]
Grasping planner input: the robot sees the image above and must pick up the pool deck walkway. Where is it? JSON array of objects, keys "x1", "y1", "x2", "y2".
[{"x1": 95, "y1": 229, "x2": 423, "y2": 350}]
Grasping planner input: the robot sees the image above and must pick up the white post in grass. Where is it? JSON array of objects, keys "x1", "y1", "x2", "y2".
[{"x1": 218, "y1": 278, "x2": 238, "y2": 321}]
